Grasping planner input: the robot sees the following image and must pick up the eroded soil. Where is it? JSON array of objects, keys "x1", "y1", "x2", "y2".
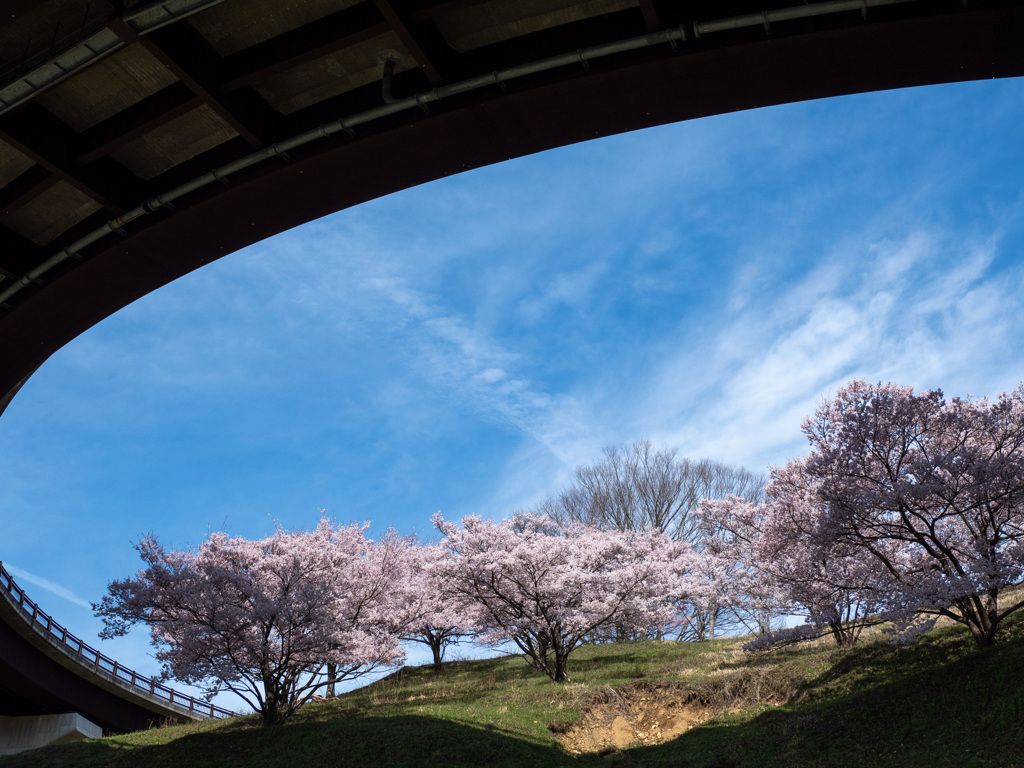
[{"x1": 552, "y1": 682, "x2": 715, "y2": 754}]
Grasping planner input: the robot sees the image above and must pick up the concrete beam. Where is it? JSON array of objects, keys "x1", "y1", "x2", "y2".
[{"x1": 0, "y1": 713, "x2": 102, "y2": 756}]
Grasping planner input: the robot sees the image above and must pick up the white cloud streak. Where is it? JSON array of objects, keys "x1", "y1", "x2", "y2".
[
  {"x1": 4, "y1": 563, "x2": 92, "y2": 609},
  {"x1": 642, "y1": 225, "x2": 1024, "y2": 473},
  {"x1": 360, "y1": 275, "x2": 607, "y2": 469}
]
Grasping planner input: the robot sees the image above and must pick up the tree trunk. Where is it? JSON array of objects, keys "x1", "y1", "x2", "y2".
[
  {"x1": 326, "y1": 663, "x2": 337, "y2": 697},
  {"x1": 830, "y1": 620, "x2": 854, "y2": 648},
  {"x1": 260, "y1": 680, "x2": 287, "y2": 726},
  {"x1": 429, "y1": 637, "x2": 445, "y2": 672},
  {"x1": 552, "y1": 647, "x2": 571, "y2": 682},
  {"x1": 968, "y1": 618, "x2": 998, "y2": 648},
  {"x1": 960, "y1": 592, "x2": 999, "y2": 648},
  {"x1": 261, "y1": 671, "x2": 286, "y2": 726},
  {"x1": 261, "y1": 703, "x2": 289, "y2": 727}
]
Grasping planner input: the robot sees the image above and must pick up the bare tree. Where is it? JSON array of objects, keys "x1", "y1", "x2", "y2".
[
  {"x1": 534, "y1": 441, "x2": 766, "y2": 641},
  {"x1": 539, "y1": 440, "x2": 764, "y2": 546}
]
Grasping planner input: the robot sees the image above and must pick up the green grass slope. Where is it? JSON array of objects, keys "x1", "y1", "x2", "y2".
[{"x1": 3, "y1": 617, "x2": 1022, "y2": 768}]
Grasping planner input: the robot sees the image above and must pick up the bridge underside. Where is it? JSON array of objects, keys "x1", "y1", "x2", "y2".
[
  {"x1": 0, "y1": 610, "x2": 168, "y2": 733},
  {"x1": 1, "y1": 0, "x2": 1024, "y2": 409}
]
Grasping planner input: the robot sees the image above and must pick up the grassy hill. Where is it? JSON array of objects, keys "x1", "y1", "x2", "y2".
[{"x1": 3, "y1": 615, "x2": 1023, "y2": 768}]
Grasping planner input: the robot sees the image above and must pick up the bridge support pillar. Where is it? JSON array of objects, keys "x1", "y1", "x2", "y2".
[{"x1": 0, "y1": 713, "x2": 102, "y2": 755}]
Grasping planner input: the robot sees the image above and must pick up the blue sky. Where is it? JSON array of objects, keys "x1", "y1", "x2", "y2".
[{"x1": 2, "y1": 76, "x2": 1024, "y2": 702}]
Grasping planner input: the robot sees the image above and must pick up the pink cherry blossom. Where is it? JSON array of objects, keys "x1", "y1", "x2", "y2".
[
  {"x1": 392, "y1": 540, "x2": 481, "y2": 671},
  {"x1": 797, "y1": 380, "x2": 1024, "y2": 647},
  {"x1": 693, "y1": 496, "x2": 784, "y2": 639},
  {"x1": 95, "y1": 516, "x2": 409, "y2": 725},
  {"x1": 433, "y1": 512, "x2": 681, "y2": 681}
]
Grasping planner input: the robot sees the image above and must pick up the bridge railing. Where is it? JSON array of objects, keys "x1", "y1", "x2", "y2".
[{"x1": 0, "y1": 561, "x2": 234, "y2": 720}]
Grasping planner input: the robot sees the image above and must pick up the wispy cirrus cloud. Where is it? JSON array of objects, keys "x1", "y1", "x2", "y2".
[
  {"x1": 642, "y1": 224, "x2": 1024, "y2": 472},
  {"x1": 358, "y1": 274, "x2": 608, "y2": 469},
  {"x1": 4, "y1": 563, "x2": 92, "y2": 609}
]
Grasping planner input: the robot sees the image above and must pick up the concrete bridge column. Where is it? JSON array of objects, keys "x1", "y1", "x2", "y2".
[{"x1": 0, "y1": 713, "x2": 102, "y2": 756}]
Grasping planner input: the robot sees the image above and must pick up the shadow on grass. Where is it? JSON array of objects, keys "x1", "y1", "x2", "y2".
[
  {"x1": 612, "y1": 633, "x2": 1024, "y2": 768},
  {"x1": 0, "y1": 714, "x2": 595, "y2": 768},
  {"x1": 4, "y1": 632, "x2": 1021, "y2": 768}
]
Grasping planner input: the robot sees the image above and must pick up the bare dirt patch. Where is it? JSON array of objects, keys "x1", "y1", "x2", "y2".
[
  {"x1": 552, "y1": 669, "x2": 799, "y2": 755},
  {"x1": 551, "y1": 682, "x2": 712, "y2": 754}
]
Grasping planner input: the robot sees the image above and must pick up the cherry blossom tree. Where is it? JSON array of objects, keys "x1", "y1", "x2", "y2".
[
  {"x1": 799, "y1": 380, "x2": 1024, "y2": 647},
  {"x1": 395, "y1": 541, "x2": 480, "y2": 671},
  {"x1": 760, "y1": 464, "x2": 892, "y2": 647},
  {"x1": 433, "y1": 512, "x2": 680, "y2": 682},
  {"x1": 693, "y1": 496, "x2": 784, "y2": 640},
  {"x1": 698, "y1": 487, "x2": 886, "y2": 648},
  {"x1": 94, "y1": 517, "x2": 409, "y2": 725}
]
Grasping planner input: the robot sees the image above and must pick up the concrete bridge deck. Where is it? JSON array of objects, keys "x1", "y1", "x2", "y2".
[
  {"x1": 2, "y1": 0, "x2": 1024, "y2": 411},
  {"x1": 0, "y1": 562, "x2": 232, "y2": 740}
]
